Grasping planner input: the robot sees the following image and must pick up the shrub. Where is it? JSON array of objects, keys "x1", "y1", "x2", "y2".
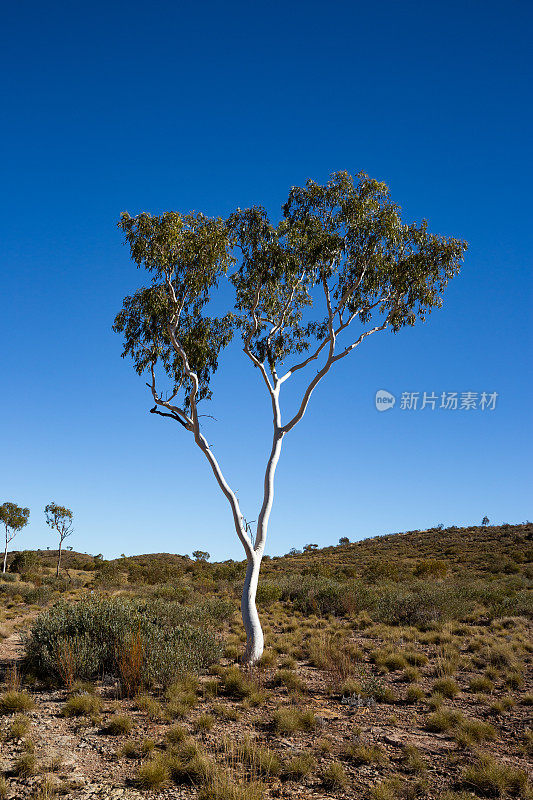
[
  {"x1": 105, "y1": 714, "x2": 134, "y2": 735},
  {"x1": 322, "y1": 761, "x2": 347, "y2": 790},
  {"x1": 406, "y1": 685, "x2": 425, "y2": 703},
  {"x1": 9, "y1": 551, "x2": 39, "y2": 575},
  {"x1": 23, "y1": 597, "x2": 222, "y2": 688},
  {"x1": 374, "y1": 583, "x2": 473, "y2": 628},
  {"x1": 256, "y1": 582, "x2": 282, "y2": 606},
  {"x1": 237, "y1": 736, "x2": 282, "y2": 777},
  {"x1": 272, "y1": 706, "x2": 315, "y2": 734},
  {"x1": 134, "y1": 694, "x2": 161, "y2": 718},
  {"x1": 272, "y1": 669, "x2": 305, "y2": 693},
  {"x1": 432, "y1": 678, "x2": 459, "y2": 698},
  {"x1": 61, "y1": 693, "x2": 101, "y2": 718},
  {"x1": 136, "y1": 758, "x2": 170, "y2": 790},
  {"x1": 404, "y1": 650, "x2": 429, "y2": 667},
  {"x1": 346, "y1": 744, "x2": 387, "y2": 765},
  {"x1": 454, "y1": 717, "x2": 496, "y2": 746},
  {"x1": 462, "y1": 754, "x2": 530, "y2": 797},
  {"x1": 221, "y1": 667, "x2": 255, "y2": 699},
  {"x1": 308, "y1": 633, "x2": 362, "y2": 679},
  {"x1": 469, "y1": 675, "x2": 494, "y2": 693},
  {"x1": 0, "y1": 690, "x2": 35, "y2": 714},
  {"x1": 13, "y1": 752, "x2": 37, "y2": 777},
  {"x1": 194, "y1": 714, "x2": 214, "y2": 732},
  {"x1": 425, "y1": 709, "x2": 462, "y2": 733},
  {"x1": 401, "y1": 744, "x2": 426, "y2": 774},
  {"x1": 414, "y1": 559, "x2": 448, "y2": 578},
  {"x1": 8, "y1": 713, "x2": 31, "y2": 739},
  {"x1": 165, "y1": 724, "x2": 187, "y2": 744},
  {"x1": 282, "y1": 752, "x2": 316, "y2": 779}
]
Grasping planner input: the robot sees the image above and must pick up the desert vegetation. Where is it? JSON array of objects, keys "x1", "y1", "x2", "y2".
[{"x1": 0, "y1": 521, "x2": 531, "y2": 798}]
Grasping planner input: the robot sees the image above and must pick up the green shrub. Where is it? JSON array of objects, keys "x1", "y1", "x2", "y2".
[
  {"x1": 8, "y1": 713, "x2": 31, "y2": 739},
  {"x1": 256, "y1": 582, "x2": 282, "y2": 606},
  {"x1": 346, "y1": 744, "x2": 387, "y2": 765},
  {"x1": 13, "y1": 752, "x2": 37, "y2": 777},
  {"x1": 406, "y1": 685, "x2": 425, "y2": 703},
  {"x1": 425, "y1": 708, "x2": 462, "y2": 733},
  {"x1": 105, "y1": 714, "x2": 134, "y2": 735},
  {"x1": 221, "y1": 666, "x2": 255, "y2": 699},
  {"x1": 23, "y1": 597, "x2": 222, "y2": 688},
  {"x1": 322, "y1": 761, "x2": 347, "y2": 790},
  {"x1": 282, "y1": 752, "x2": 316, "y2": 779},
  {"x1": 136, "y1": 757, "x2": 169, "y2": 789},
  {"x1": 454, "y1": 717, "x2": 496, "y2": 745},
  {"x1": 469, "y1": 675, "x2": 494, "y2": 693},
  {"x1": 272, "y1": 706, "x2": 315, "y2": 734},
  {"x1": 432, "y1": 678, "x2": 459, "y2": 698},
  {"x1": 462, "y1": 754, "x2": 530, "y2": 797},
  {"x1": 401, "y1": 744, "x2": 426, "y2": 774},
  {"x1": 61, "y1": 693, "x2": 101, "y2": 717},
  {"x1": 272, "y1": 669, "x2": 305, "y2": 692},
  {"x1": 0, "y1": 690, "x2": 35, "y2": 714}
]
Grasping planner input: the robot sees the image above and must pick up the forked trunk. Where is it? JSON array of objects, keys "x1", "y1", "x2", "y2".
[{"x1": 241, "y1": 551, "x2": 264, "y2": 664}]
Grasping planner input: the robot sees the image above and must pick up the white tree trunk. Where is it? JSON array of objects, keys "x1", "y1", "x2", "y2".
[
  {"x1": 241, "y1": 551, "x2": 264, "y2": 663},
  {"x1": 2, "y1": 541, "x2": 7, "y2": 574},
  {"x1": 56, "y1": 541, "x2": 62, "y2": 578}
]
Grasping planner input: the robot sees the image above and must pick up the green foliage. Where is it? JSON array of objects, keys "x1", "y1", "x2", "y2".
[
  {"x1": 271, "y1": 706, "x2": 315, "y2": 734},
  {"x1": 114, "y1": 211, "x2": 234, "y2": 410},
  {"x1": 23, "y1": 597, "x2": 222, "y2": 687},
  {"x1": 256, "y1": 582, "x2": 282, "y2": 606},
  {"x1": 61, "y1": 693, "x2": 101, "y2": 718},
  {"x1": 282, "y1": 752, "x2": 316, "y2": 779},
  {"x1": 13, "y1": 752, "x2": 37, "y2": 777},
  {"x1": 462, "y1": 754, "x2": 530, "y2": 797},
  {"x1": 136, "y1": 757, "x2": 170, "y2": 789},
  {"x1": 231, "y1": 172, "x2": 466, "y2": 369},
  {"x1": 0, "y1": 502, "x2": 30, "y2": 569},
  {"x1": 0, "y1": 690, "x2": 35, "y2": 714},
  {"x1": 105, "y1": 714, "x2": 134, "y2": 735},
  {"x1": 9, "y1": 551, "x2": 39, "y2": 574},
  {"x1": 192, "y1": 550, "x2": 210, "y2": 562},
  {"x1": 8, "y1": 713, "x2": 31, "y2": 739},
  {"x1": 432, "y1": 678, "x2": 460, "y2": 698},
  {"x1": 0, "y1": 502, "x2": 30, "y2": 536},
  {"x1": 321, "y1": 761, "x2": 347, "y2": 790}
]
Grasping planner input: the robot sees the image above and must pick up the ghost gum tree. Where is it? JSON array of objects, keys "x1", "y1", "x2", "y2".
[
  {"x1": 114, "y1": 171, "x2": 467, "y2": 663},
  {"x1": 0, "y1": 502, "x2": 30, "y2": 573},
  {"x1": 44, "y1": 503, "x2": 74, "y2": 577}
]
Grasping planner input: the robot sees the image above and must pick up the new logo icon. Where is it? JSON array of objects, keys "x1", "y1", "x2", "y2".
[{"x1": 375, "y1": 389, "x2": 396, "y2": 412}]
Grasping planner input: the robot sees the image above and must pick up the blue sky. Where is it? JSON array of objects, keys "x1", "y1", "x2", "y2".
[{"x1": 1, "y1": 0, "x2": 531, "y2": 560}]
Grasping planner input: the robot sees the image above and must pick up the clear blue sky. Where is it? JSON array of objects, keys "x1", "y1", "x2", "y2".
[{"x1": 1, "y1": 0, "x2": 531, "y2": 560}]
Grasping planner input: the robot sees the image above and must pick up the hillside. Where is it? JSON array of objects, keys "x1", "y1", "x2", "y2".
[
  {"x1": 9, "y1": 521, "x2": 531, "y2": 577},
  {"x1": 0, "y1": 522, "x2": 531, "y2": 800}
]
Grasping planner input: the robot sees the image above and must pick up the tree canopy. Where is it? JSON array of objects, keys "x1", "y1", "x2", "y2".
[{"x1": 114, "y1": 171, "x2": 466, "y2": 424}]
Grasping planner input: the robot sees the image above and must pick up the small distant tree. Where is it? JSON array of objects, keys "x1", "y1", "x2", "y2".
[
  {"x1": 0, "y1": 502, "x2": 30, "y2": 573},
  {"x1": 192, "y1": 550, "x2": 210, "y2": 562},
  {"x1": 44, "y1": 503, "x2": 74, "y2": 577},
  {"x1": 114, "y1": 171, "x2": 466, "y2": 663},
  {"x1": 303, "y1": 543, "x2": 319, "y2": 552},
  {"x1": 482, "y1": 516, "x2": 490, "y2": 526},
  {"x1": 339, "y1": 537, "x2": 350, "y2": 545}
]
